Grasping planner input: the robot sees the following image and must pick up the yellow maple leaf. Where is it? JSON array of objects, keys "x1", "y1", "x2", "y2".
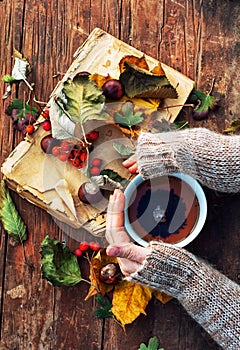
[{"x1": 111, "y1": 280, "x2": 152, "y2": 326}]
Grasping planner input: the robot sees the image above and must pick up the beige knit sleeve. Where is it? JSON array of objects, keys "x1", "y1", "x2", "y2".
[
  {"x1": 128, "y1": 241, "x2": 240, "y2": 350},
  {"x1": 136, "y1": 128, "x2": 240, "y2": 193}
]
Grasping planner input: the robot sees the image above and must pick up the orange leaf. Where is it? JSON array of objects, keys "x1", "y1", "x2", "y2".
[
  {"x1": 119, "y1": 55, "x2": 149, "y2": 73},
  {"x1": 90, "y1": 73, "x2": 113, "y2": 88},
  {"x1": 85, "y1": 249, "x2": 118, "y2": 300},
  {"x1": 111, "y1": 280, "x2": 152, "y2": 326},
  {"x1": 153, "y1": 290, "x2": 173, "y2": 304},
  {"x1": 151, "y1": 62, "x2": 166, "y2": 76}
]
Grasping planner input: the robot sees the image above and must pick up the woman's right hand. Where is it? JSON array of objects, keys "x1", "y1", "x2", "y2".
[{"x1": 122, "y1": 154, "x2": 138, "y2": 174}]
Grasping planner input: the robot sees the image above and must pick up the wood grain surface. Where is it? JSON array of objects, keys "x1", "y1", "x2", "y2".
[{"x1": 0, "y1": 1, "x2": 239, "y2": 349}]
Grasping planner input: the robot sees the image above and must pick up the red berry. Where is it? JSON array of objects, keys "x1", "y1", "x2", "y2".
[
  {"x1": 79, "y1": 241, "x2": 89, "y2": 251},
  {"x1": 61, "y1": 140, "x2": 71, "y2": 151},
  {"x1": 91, "y1": 158, "x2": 102, "y2": 167},
  {"x1": 25, "y1": 124, "x2": 34, "y2": 134},
  {"x1": 78, "y1": 162, "x2": 86, "y2": 169},
  {"x1": 42, "y1": 120, "x2": 51, "y2": 131},
  {"x1": 58, "y1": 152, "x2": 68, "y2": 162},
  {"x1": 72, "y1": 158, "x2": 80, "y2": 167},
  {"x1": 89, "y1": 241, "x2": 101, "y2": 251},
  {"x1": 90, "y1": 166, "x2": 100, "y2": 176},
  {"x1": 75, "y1": 249, "x2": 83, "y2": 258},
  {"x1": 80, "y1": 152, "x2": 87, "y2": 162},
  {"x1": 88, "y1": 131, "x2": 99, "y2": 141},
  {"x1": 42, "y1": 109, "x2": 50, "y2": 119},
  {"x1": 51, "y1": 146, "x2": 60, "y2": 156}
]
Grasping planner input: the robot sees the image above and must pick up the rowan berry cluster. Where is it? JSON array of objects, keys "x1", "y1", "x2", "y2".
[{"x1": 75, "y1": 241, "x2": 101, "y2": 258}]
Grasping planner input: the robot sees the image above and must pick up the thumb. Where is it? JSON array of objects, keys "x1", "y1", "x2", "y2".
[{"x1": 106, "y1": 243, "x2": 149, "y2": 263}]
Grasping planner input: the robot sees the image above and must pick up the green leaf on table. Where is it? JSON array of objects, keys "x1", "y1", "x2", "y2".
[
  {"x1": 113, "y1": 141, "x2": 135, "y2": 156},
  {"x1": 94, "y1": 294, "x2": 114, "y2": 319},
  {"x1": 114, "y1": 101, "x2": 144, "y2": 128},
  {"x1": 189, "y1": 89, "x2": 217, "y2": 119},
  {"x1": 0, "y1": 180, "x2": 27, "y2": 244},
  {"x1": 2, "y1": 74, "x2": 16, "y2": 83},
  {"x1": 138, "y1": 336, "x2": 164, "y2": 350},
  {"x1": 120, "y1": 61, "x2": 178, "y2": 99},
  {"x1": 41, "y1": 235, "x2": 82, "y2": 287},
  {"x1": 6, "y1": 98, "x2": 38, "y2": 118},
  {"x1": 59, "y1": 74, "x2": 109, "y2": 124}
]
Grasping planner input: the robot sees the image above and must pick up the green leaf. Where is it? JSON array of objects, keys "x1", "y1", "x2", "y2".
[
  {"x1": 189, "y1": 89, "x2": 217, "y2": 118},
  {"x1": 174, "y1": 120, "x2": 189, "y2": 129},
  {"x1": 59, "y1": 75, "x2": 109, "y2": 124},
  {"x1": 100, "y1": 169, "x2": 128, "y2": 186},
  {"x1": 138, "y1": 337, "x2": 164, "y2": 350},
  {"x1": 0, "y1": 181, "x2": 27, "y2": 244},
  {"x1": 114, "y1": 101, "x2": 144, "y2": 128},
  {"x1": 223, "y1": 118, "x2": 240, "y2": 134},
  {"x1": 41, "y1": 235, "x2": 82, "y2": 287},
  {"x1": 94, "y1": 294, "x2": 114, "y2": 319},
  {"x1": 113, "y1": 141, "x2": 135, "y2": 156},
  {"x1": 6, "y1": 98, "x2": 38, "y2": 117},
  {"x1": 120, "y1": 62, "x2": 178, "y2": 99},
  {"x1": 2, "y1": 74, "x2": 16, "y2": 83}
]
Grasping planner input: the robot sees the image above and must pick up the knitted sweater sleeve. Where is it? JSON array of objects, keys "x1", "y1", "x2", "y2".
[
  {"x1": 136, "y1": 128, "x2": 240, "y2": 193},
  {"x1": 128, "y1": 241, "x2": 240, "y2": 350}
]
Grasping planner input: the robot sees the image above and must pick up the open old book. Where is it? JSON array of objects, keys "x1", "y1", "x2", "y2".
[{"x1": 1, "y1": 28, "x2": 194, "y2": 239}]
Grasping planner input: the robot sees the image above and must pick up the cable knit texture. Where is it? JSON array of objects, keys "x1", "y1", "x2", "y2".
[
  {"x1": 130, "y1": 128, "x2": 240, "y2": 348},
  {"x1": 136, "y1": 128, "x2": 240, "y2": 193},
  {"x1": 128, "y1": 241, "x2": 240, "y2": 350}
]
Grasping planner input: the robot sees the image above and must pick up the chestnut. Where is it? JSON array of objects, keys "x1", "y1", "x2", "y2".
[
  {"x1": 40, "y1": 134, "x2": 59, "y2": 154},
  {"x1": 99, "y1": 263, "x2": 121, "y2": 284},
  {"x1": 102, "y1": 79, "x2": 124, "y2": 100},
  {"x1": 78, "y1": 181, "x2": 102, "y2": 204}
]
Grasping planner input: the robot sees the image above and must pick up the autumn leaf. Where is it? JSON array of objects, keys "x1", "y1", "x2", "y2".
[
  {"x1": 0, "y1": 180, "x2": 27, "y2": 244},
  {"x1": 58, "y1": 74, "x2": 109, "y2": 124},
  {"x1": 111, "y1": 280, "x2": 152, "y2": 326},
  {"x1": 112, "y1": 141, "x2": 135, "y2": 157},
  {"x1": 94, "y1": 294, "x2": 114, "y2": 319},
  {"x1": 90, "y1": 73, "x2": 113, "y2": 88},
  {"x1": 153, "y1": 290, "x2": 172, "y2": 304},
  {"x1": 114, "y1": 101, "x2": 145, "y2": 128},
  {"x1": 40, "y1": 235, "x2": 82, "y2": 287},
  {"x1": 119, "y1": 55, "x2": 149, "y2": 73},
  {"x1": 223, "y1": 118, "x2": 240, "y2": 134},
  {"x1": 189, "y1": 88, "x2": 218, "y2": 120},
  {"x1": 85, "y1": 249, "x2": 118, "y2": 300},
  {"x1": 151, "y1": 62, "x2": 166, "y2": 76},
  {"x1": 120, "y1": 62, "x2": 178, "y2": 99},
  {"x1": 139, "y1": 336, "x2": 164, "y2": 350},
  {"x1": 2, "y1": 48, "x2": 32, "y2": 99}
]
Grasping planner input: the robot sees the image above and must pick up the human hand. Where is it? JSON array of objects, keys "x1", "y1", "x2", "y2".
[
  {"x1": 105, "y1": 189, "x2": 150, "y2": 276},
  {"x1": 122, "y1": 154, "x2": 138, "y2": 174}
]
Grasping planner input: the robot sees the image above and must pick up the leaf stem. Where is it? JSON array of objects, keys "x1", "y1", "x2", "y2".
[{"x1": 159, "y1": 103, "x2": 194, "y2": 111}]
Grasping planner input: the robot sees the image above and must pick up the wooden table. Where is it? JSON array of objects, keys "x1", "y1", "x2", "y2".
[{"x1": 0, "y1": 1, "x2": 239, "y2": 349}]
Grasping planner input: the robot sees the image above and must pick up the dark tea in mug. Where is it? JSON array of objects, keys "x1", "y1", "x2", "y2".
[{"x1": 127, "y1": 175, "x2": 200, "y2": 245}]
